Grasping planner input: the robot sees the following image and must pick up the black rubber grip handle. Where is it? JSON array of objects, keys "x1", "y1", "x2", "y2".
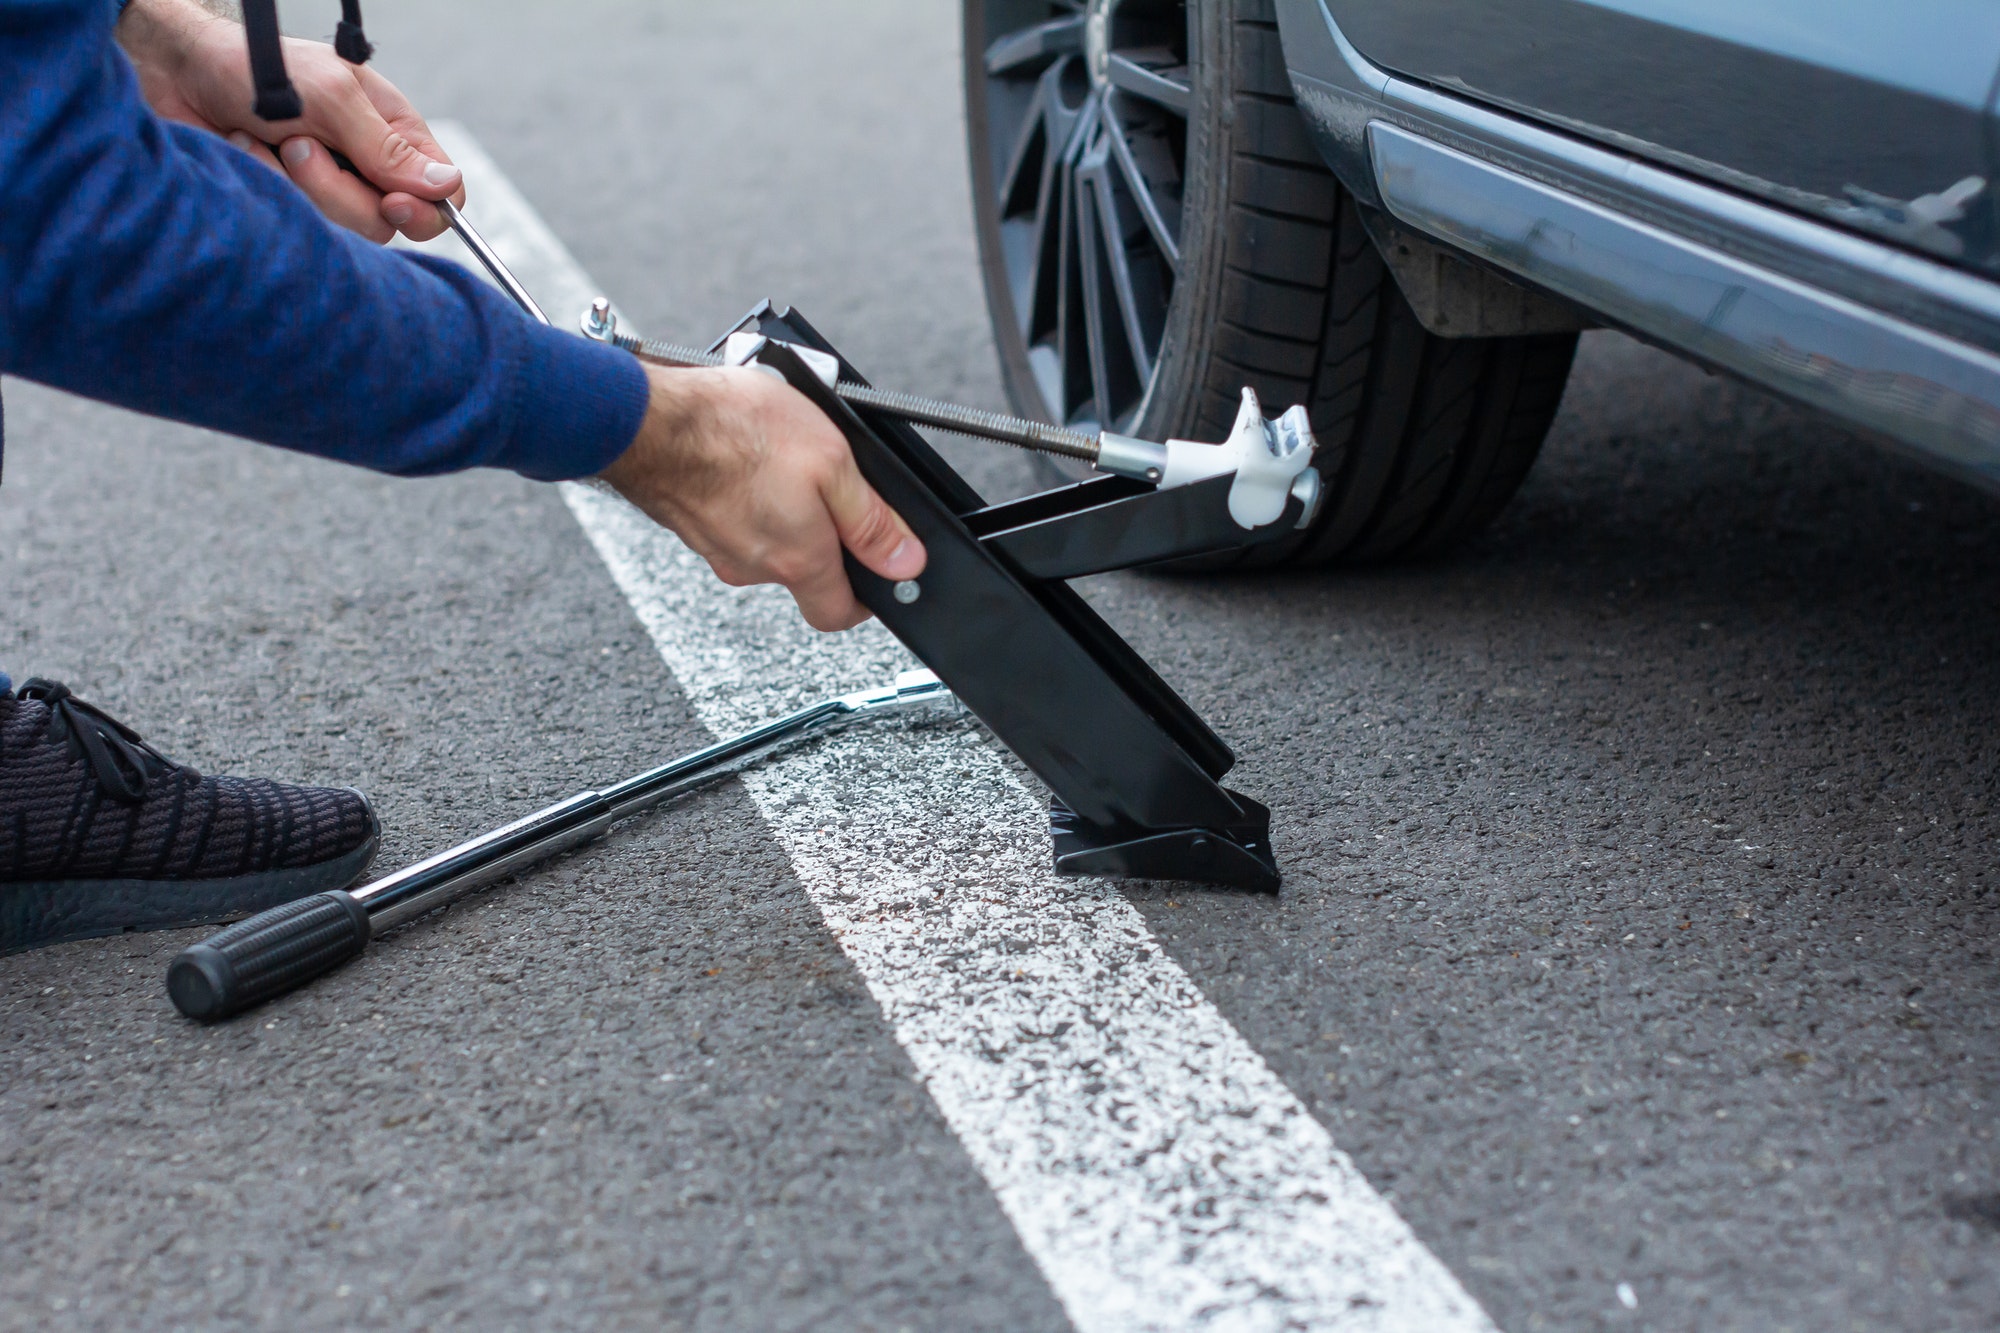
[{"x1": 167, "y1": 892, "x2": 371, "y2": 1021}]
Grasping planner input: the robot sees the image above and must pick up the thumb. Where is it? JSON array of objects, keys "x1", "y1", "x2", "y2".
[
  {"x1": 821, "y1": 456, "x2": 926, "y2": 583},
  {"x1": 304, "y1": 79, "x2": 460, "y2": 200},
  {"x1": 366, "y1": 129, "x2": 462, "y2": 201}
]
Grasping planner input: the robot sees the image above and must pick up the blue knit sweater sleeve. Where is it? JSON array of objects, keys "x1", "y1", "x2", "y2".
[{"x1": 0, "y1": 0, "x2": 649, "y2": 481}]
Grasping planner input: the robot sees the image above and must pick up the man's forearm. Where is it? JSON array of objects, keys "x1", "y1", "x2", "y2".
[
  {"x1": 2, "y1": 0, "x2": 647, "y2": 480},
  {"x1": 115, "y1": 0, "x2": 220, "y2": 113},
  {"x1": 116, "y1": 0, "x2": 225, "y2": 51}
]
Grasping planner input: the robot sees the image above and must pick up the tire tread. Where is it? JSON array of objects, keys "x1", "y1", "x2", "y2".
[
  {"x1": 966, "y1": 0, "x2": 1577, "y2": 572},
  {"x1": 1182, "y1": 1, "x2": 1577, "y2": 570}
]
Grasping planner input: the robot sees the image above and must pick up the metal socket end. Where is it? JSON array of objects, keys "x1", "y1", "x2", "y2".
[
  {"x1": 893, "y1": 668, "x2": 944, "y2": 700},
  {"x1": 1093, "y1": 432, "x2": 1170, "y2": 484},
  {"x1": 583, "y1": 298, "x2": 617, "y2": 342},
  {"x1": 1290, "y1": 468, "x2": 1325, "y2": 530}
]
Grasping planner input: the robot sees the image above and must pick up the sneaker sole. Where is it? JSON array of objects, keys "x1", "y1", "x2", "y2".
[{"x1": 0, "y1": 792, "x2": 381, "y2": 957}]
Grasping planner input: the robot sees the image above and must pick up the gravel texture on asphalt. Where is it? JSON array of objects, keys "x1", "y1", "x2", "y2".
[{"x1": 0, "y1": 2, "x2": 1994, "y2": 1330}]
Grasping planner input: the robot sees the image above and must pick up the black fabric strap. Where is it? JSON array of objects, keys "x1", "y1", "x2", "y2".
[
  {"x1": 334, "y1": 0, "x2": 373, "y2": 65},
  {"x1": 241, "y1": 0, "x2": 303, "y2": 122}
]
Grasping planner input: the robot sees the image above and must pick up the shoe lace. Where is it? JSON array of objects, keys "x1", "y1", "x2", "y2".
[{"x1": 17, "y1": 679, "x2": 192, "y2": 805}]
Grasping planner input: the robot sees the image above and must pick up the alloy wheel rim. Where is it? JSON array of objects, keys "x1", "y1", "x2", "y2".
[{"x1": 979, "y1": 0, "x2": 1192, "y2": 433}]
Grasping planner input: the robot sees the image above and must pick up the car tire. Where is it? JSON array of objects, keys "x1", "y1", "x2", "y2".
[{"x1": 963, "y1": 0, "x2": 1580, "y2": 566}]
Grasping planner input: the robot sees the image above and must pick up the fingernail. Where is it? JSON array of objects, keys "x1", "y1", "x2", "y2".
[
  {"x1": 384, "y1": 202, "x2": 414, "y2": 227},
  {"x1": 421, "y1": 160, "x2": 462, "y2": 187},
  {"x1": 228, "y1": 131, "x2": 256, "y2": 152},
  {"x1": 281, "y1": 139, "x2": 312, "y2": 166},
  {"x1": 884, "y1": 538, "x2": 923, "y2": 578}
]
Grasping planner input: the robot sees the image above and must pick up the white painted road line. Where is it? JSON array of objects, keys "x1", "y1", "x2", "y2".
[{"x1": 427, "y1": 123, "x2": 1496, "y2": 1333}]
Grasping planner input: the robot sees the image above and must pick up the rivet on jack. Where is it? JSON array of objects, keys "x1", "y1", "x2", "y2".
[{"x1": 893, "y1": 580, "x2": 922, "y2": 604}]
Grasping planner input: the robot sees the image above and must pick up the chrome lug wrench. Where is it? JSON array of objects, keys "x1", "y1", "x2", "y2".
[{"x1": 167, "y1": 671, "x2": 953, "y2": 1020}]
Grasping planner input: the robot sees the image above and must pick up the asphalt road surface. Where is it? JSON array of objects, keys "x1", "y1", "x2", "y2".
[{"x1": 2, "y1": 3, "x2": 1996, "y2": 1330}]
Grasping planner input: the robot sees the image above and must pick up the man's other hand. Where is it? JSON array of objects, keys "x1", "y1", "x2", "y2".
[
  {"x1": 117, "y1": 0, "x2": 463, "y2": 243},
  {"x1": 600, "y1": 367, "x2": 929, "y2": 632}
]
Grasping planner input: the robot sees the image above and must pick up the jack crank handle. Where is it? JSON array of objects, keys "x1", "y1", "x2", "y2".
[
  {"x1": 315, "y1": 154, "x2": 544, "y2": 326},
  {"x1": 438, "y1": 198, "x2": 550, "y2": 327}
]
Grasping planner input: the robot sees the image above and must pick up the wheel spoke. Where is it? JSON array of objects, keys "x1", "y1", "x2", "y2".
[
  {"x1": 979, "y1": 2, "x2": 1190, "y2": 430},
  {"x1": 985, "y1": 15, "x2": 1087, "y2": 77},
  {"x1": 1056, "y1": 163, "x2": 1096, "y2": 423},
  {"x1": 1073, "y1": 163, "x2": 1115, "y2": 430},
  {"x1": 1016, "y1": 66, "x2": 1085, "y2": 346},
  {"x1": 1077, "y1": 136, "x2": 1150, "y2": 427},
  {"x1": 1088, "y1": 158, "x2": 1157, "y2": 388},
  {"x1": 1021, "y1": 120, "x2": 1066, "y2": 343},
  {"x1": 1101, "y1": 99, "x2": 1180, "y2": 271},
  {"x1": 1104, "y1": 52, "x2": 1189, "y2": 115},
  {"x1": 997, "y1": 96, "x2": 1047, "y2": 215}
]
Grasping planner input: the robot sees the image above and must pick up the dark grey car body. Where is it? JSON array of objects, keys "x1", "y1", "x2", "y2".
[{"x1": 1274, "y1": 0, "x2": 2000, "y2": 490}]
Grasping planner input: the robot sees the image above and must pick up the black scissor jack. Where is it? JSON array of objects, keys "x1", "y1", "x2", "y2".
[
  {"x1": 169, "y1": 215, "x2": 1326, "y2": 1020},
  {"x1": 737, "y1": 302, "x2": 1299, "y2": 894}
]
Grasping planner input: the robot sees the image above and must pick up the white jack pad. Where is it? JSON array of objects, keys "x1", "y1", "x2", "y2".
[{"x1": 1157, "y1": 388, "x2": 1320, "y2": 529}]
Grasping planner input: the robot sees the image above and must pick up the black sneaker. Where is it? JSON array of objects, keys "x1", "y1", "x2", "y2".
[{"x1": 0, "y1": 679, "x2": 379, "y2": 955}]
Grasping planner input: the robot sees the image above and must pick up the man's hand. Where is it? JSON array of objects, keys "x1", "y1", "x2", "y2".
[
  {"x1": 117, "y1": 0, "x2": 463, "y2": 242},
  {"x1": 600, "y1": 366, "x2": 928, "y2": 632}
]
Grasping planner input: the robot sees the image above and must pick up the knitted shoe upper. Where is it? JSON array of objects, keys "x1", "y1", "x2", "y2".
[{"x1": 0, "y1": 681, "x2": 375, "y2": 884}]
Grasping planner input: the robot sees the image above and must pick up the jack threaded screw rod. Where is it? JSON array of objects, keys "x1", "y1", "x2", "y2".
[
  {"x1": 607, "y1": 327, "x2": 1105, "y2": 465},
  {"x1": 429, "y1": 195, "x2": 1147, "y2": 475},
  {"x1": 438, "y1": 189, "x2": 1160, "y2": 480},
  {"x1": 586, "y1": 302, "x2": 1163, "y2": 478},
  {"x1": 437, "y1": 190, "x2": 1157, "y2": 479}
]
